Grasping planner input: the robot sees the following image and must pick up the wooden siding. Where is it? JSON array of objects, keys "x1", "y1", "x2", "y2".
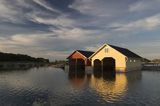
[
  {"x1": 68, "y1": 51, "x2": 91, "y2": 66},
  {"x1": 70, "y1": 51, "x2": 86, "y2": 60}
]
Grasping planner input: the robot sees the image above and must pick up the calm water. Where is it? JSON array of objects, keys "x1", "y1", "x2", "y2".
[{"x1": 0, "y1": 67, "x2": 160, "y2": 106}]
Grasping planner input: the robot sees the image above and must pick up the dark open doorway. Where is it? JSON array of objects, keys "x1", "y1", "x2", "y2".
[
  {"x1": 69, "y1": 59, "x2": 76, "y2": 71},
  {"x1": 76, "y1": 59, "x2": 85, "y2": 71},
  {"x1": 93, "y1": 59, "x2": 102, "y2": 71},
  {"x1": 102, "y1": 57, "x2": 115, "y2": 73},
  {"x1": 69, "y1": 59, "x2": 85, "y2": 71},
  {"x1": 93, "y1": 59, "x2": 102, "y2": 78}
]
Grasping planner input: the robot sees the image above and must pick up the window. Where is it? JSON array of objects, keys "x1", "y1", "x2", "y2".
[
  {"x1": 105, "y1": 48, "x2": 108, "y2": 53},
  {"x1": 130, "y1": 60, "x2": 132, "y2": 62},
  {"x1": 134, "y1": 60, "x2": 136, "y2": 62}
]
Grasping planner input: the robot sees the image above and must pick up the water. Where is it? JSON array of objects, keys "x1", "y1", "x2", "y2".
[{"x1": 0, "y1": 67, "x2": 160, "y2": 106}]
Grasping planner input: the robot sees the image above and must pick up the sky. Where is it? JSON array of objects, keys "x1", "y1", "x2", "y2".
[{"x1": 0, "y1": 0, "x2": 160, "y2": 61}]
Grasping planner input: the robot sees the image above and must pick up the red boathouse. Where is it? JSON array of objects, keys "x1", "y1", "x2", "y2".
[{"x1": 67, "y1": 50, "x2": 94, "y2": 70}]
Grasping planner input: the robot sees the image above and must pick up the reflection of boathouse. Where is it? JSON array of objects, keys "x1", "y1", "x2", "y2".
[
  {"x1": 67, "y1": 69, "x2": 142, "y2": 103},
  {"x1": 67, "y1": 44, "x2": 142, "y2": 72}
]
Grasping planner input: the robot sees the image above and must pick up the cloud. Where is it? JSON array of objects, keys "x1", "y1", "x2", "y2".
[
  {"x1": 0, "y1": 0, "x2": 59, "y2": 24},
  {"x1": 0, "y1": 27, "x2": 99, "y2": 60},
  {"x1": 111, "y1": 14, "x2": 160, "y2": 32},
  {"x1": 31, "y1": 15, "x2": 75, "y2": 27},
  {"x1": 33, "y1": 0, "x2": 60, "y2": 13},
  {"x1": 129, "y1": 0, "x2": 160, "y2": 12},
  {"x1": 11, "y1": 35, "x2": 36, "y2": 44},
  {"x1": 69, "y1": 0, "x2": 130, "y2": 17},
  {"x1": 0, "y1": 0, "x2": 160, "y2": 60},
  {"x1": 51, "y1": 27, "x2": 97, "y2": 40},
  {"x1": 0, "y1": 1, "x2": 20, "y2": 23}
]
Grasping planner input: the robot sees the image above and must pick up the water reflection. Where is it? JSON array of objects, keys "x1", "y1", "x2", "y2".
[
  {"x1": 0, "y1": 67, "x2": 144, "y2": 105},
  {"x1": 68, "y1": 67, "x2": 142, "y2": 103},
  {"x1": 102, "y1": 72, "x2": 116, "y2": 81},
  {"x1": 91, "y1": 73, "x2": 127, "y2": 102},
  {"x1": 68, "y1": 68, "x2": 86, "y2": 89},
  {"x1": 0, "y1": 62, "x2": 47, "y2": 71},
  {"x1": 93, "y1": 71, "x2": 142, "y2": 103}
]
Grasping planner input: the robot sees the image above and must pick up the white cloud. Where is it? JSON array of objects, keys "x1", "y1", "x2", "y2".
[
  {"x1": 11, "y1": 35, "x2": 35, "y2": 44},
  {"x1": 0, "y1": 29, "x2": 98, "y2": 60},
  {"x1": 129, "y1": 1, "x2": 150, "y2": 12},
  {"x1": 30, "y1": 12, "x2": 99, "y2": 40},
  {"x1": 111, "y1": 14, "x2": 160, "y2": 32},
  {"x1": 0, "y1": 33, "x2": 56, "y2": 60},
  {"x1": 69, "y1": 0, "x2": 124, "y2": 17},
  {"x1": 32, "y1": 15, "x2": 75, "y2": 27},
  {"x1": 0, "y1": 0, "x2": 60, "y2": 23},
  {"x1": 69, "y1": 0, "x2": 98, "y2": 15},
  {"x1": 33, "y1": 0, "x2": 60, "y2": 13},
  {"x1": 0, "y1": 33, "x2": 54, "y2": 47},
  {"x1": 0, "y1": 1, "x2": 19, "y2": 22},
  {"x1": 51, "y1": 27, "x2": 96, "y2": 40},
  {"x1": 129, "y1": 0, "x2": 160, "y2": 12}
]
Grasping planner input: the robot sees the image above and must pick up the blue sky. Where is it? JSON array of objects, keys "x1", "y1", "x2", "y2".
[{"x1": 0, "y1": 0, "x2": 160, "y2": 60}]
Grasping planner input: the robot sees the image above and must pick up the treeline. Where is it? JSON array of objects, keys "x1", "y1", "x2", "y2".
[{"x1": 0, "y1": 52, "x2": 49, "y2": 63}]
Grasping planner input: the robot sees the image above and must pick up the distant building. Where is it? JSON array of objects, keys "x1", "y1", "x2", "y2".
[{"x1": 89, "y1": 44, "x2": 142, "y2": 72}]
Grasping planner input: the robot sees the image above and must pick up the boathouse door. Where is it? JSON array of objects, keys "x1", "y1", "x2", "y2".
[
  {"x1": 102, "y1": 57, "x2": 115, "y2": 72},
  {"x1": 93, "y1": 59, "x2": 102, "y2": 71},
  {"x1": 69, "y1": 59, "x2": 85, "y2": 71}
]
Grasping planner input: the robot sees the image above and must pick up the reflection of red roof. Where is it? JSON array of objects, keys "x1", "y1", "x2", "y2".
[{"x1": 69, "y1": 78, "x2": 85, "y2": 88}]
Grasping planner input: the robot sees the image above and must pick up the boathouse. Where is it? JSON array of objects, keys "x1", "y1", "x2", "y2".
[
  {"x1": 67, "y1": 50, "x2": 94, "y2": 70},
  {"x1": 89, "y1": 44, "x2": 142, "y2": 72}
]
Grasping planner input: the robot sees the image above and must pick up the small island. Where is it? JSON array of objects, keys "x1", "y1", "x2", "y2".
[{"x1": 0, "y1": 52, "x2": 49, "y2": 70}]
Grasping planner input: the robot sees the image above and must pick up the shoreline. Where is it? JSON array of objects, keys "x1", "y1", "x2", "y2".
[{"x1": 0, "y1": 62, "x2": 49, "y2": 70}]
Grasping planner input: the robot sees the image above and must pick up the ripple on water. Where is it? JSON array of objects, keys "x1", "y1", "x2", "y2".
[{"x1": 0, "y1": 68, "x2": 160, "y2": 105}]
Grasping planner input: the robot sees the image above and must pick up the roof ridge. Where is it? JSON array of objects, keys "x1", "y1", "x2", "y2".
[
  {"x1": 67, "y1": 50, "x2": 94, "y2": 59},
  {"x1": 108, "y1": 44, "x2": 127, "y2": 50},
  {"x1": 108, "y1": 44, "x2": 141, "y2": 58},
  {"x1": 77, "y1": 50, "x2": 94, "y2": 52}
]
